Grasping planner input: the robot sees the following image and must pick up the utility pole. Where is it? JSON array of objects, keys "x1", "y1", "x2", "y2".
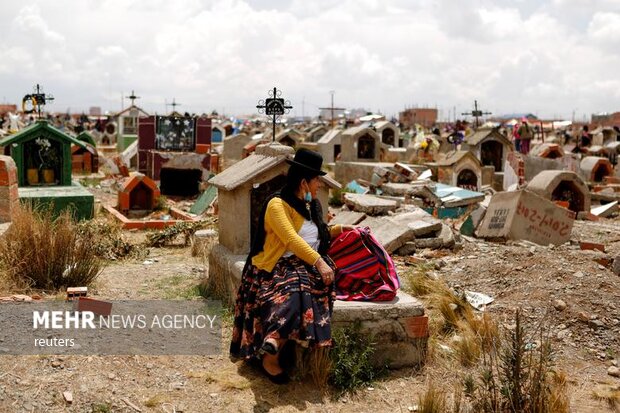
[{"x1": 319, "y1": 90, "x2": 345, "y2": 128}]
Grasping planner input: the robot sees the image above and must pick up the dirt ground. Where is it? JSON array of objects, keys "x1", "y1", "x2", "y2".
[{"x1": 1, "y1": 185, "x2": 619, "y2": 412}]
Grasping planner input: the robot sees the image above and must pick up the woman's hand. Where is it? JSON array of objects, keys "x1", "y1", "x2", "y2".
[{"x1": 315, "y1": 257, "x2": 334, "y2": 285}]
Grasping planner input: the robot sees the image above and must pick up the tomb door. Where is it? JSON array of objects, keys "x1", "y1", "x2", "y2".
[
  {"x1": 357, "y1": 134, "x2": 376, "y2": 160},
  {"x1": 212, "y1": 129, "x2": 222, "y2": 143},
  {"x1": 457, "y1": 169, "x2": 478, "y2": 191},
  {"x1": 480, "y1": 140, "x2": 503, "y2": 172},
  {"x1": 130, "y1": 181, "x2": 153, "y2": 210},
  {"x1": 333, "y1": 144, "x2": 341, "y2": 161},
  {"x1": 382, "y1": 129, "x2": 395, "y2": 146}
]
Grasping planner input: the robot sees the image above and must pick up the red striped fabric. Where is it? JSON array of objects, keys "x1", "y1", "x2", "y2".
[{"x1": 328, "y1": 227, "x2": 400, "y2": 301}]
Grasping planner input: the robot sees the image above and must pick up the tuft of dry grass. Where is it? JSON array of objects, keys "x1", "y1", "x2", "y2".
[
  {"x1": 454, "y1": 322, "x2": 481, "y2": 368},
  {"x1": 0, "y1": 205, "x2": 103, "y2": 291},
  {"x1": 307, "y1": 346, "x2": 332, "y2": 389},
  {"x1": 418, "y1": 382, "x2": 447, "y2": 413},
  {"x1": 592, "y1": 384, "x2": 620, "y2": 412}
]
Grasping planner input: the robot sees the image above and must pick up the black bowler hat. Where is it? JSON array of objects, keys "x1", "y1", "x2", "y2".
[{"x1": 286, "y1": 148, "x2": 327, "y2": 176}]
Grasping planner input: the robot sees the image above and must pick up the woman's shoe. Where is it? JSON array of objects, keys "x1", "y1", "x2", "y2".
[{"x1": 260, "y1": 363, "x2": 290, "y2": 385}]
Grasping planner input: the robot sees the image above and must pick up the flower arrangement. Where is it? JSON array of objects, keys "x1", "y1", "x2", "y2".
[{"x1": 35, "y1": 137, "x2": 59, "y2": 170}]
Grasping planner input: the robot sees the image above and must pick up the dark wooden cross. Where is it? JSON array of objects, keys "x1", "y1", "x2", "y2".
[
  {"x1": 461, "y1": 100, "x2": 492, "y2": 128},
  {"x1": 256, "y1": 87, "x2": 292, "y2": 142},
  {"x1": 319, "y1": 90, "x2": 345, "y2": 128},
  {"x1": 126, "y1": 90, "x2": 140, "y2": 106}
]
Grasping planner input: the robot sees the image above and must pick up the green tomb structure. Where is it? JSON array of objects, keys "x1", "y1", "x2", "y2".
[{"x1": 0, "y1": 120, "x2": 94, "y2": 220}]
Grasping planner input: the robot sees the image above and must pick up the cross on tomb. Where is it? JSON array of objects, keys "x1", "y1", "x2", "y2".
[
  {"x1": 256, "y1": 87, "x2": 292, "y2": 142},
  {"x1": 22, "y1": 84, "x2": 54, "y2": 117},
  {"x1": 319, "y1": 90, "x2": 345, "y2": 128},
  {"x1": 126, "y1": 90, "x2": 140, "y2": 106},
  {"x1": 165, "y1": 98, "x2": 182, "y2": 114},
  {"x1": 461, "y1": 100, "x2": 492, "y2": 128}
]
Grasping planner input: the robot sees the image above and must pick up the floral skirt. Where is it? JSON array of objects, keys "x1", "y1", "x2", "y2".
[{"x1": 229, "y1": 255, "x2": 336, "y2": 360}]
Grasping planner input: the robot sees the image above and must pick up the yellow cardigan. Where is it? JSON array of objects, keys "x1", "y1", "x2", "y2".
[{"x1": 251, "y1": 197, "x2": 342, "y2": 272}]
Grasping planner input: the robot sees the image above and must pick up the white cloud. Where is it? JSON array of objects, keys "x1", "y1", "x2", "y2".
[{"x1": 0, "y1": 0, "x2": 618, "y2": 119}]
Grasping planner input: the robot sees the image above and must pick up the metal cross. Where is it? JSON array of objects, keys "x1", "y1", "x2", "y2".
[
  {"x1": 461, "y1": 100, "x2": 492, "y2": 128},
  {"x1": 22, "y1": 84, "x2": 54, "y2": 117},
  {"x1": 319, "y1": 90, "x2": 345, "y2": 128},
  {"x1": 256, "y1": 87, "x2": 292, "y2": 142}
]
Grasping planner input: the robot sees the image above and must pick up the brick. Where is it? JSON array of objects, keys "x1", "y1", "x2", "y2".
[
  {"x1": 76, "y1": 297, "x2": 112, "y2": 316},
  {"x1": 403, "y1": 315, "x2": 429, "y2": 339},
  {"x1": 579, "y1": 241, "x2": 605, "y2": 253},
  {"x1": 195, "y1": 144, "x2": 210, "y2": 154}
]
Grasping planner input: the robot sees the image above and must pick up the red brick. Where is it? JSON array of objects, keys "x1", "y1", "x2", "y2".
[
  {"x1": 579, "y1": 241, "x2": 605, "y2": 253},
  {"x1": 403, "y1": 315, "x2": 429, "y2": 339},
  {"x1": 76, "y1": 297, "x2": 112, "y2": 316}
]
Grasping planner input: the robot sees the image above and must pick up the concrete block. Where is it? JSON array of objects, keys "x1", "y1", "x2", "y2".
[
  {"x1": 476, "y1": 189, "x2": 575, "y2": 246},
  {"x1": 526, "y1": 170, "x2": 590, "y2": 213},
  {"x1": 363, "y1": 209, "x2": 442, "y2": 253},
  {"x1": 330, "y1": 210, "x2": 367, "y2": 226},
  {"x1": 344, "y1": 193, "x2": 398, "y2": 215}
]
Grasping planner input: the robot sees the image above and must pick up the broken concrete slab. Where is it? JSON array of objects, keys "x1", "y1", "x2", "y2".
[
  {"x1": 362, "y1": 209, "x2": 442, "y2": 252},
  {"x1": 381, "y1": 182, "x2": 415, "y2": 196},
  {"x1": 591, "y1": 201, "x2": 618, "y2": 218},
  {"x1": 395, "y1": 242, "x2": 416, "y2": 256},
  {"x1": 476, "y1": 189, "x2": 575, "y2": 246},
  {"x1": 344, "y1": 193, "x2": 398, "y2": 215},
  {"x1": 434, "y1": 183, "x2": 485, "y2": 208},
  {"x1": 330, "y1": 210, "x2": 367, "y2": 226}
]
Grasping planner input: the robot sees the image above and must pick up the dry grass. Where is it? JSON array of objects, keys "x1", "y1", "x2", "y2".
[
  {"x1": 307, "y1": 347, "x2": 332, "y2": 389},
  {"x1": 454, "y1": 322, "x2": 481, "y2": 368},
  {"x1": 0, "y1": 205, "x2": 103, "y2": 291},
  {"x1": 418, "y1": 382, "x2": 447, "y2": 413},
  {"x1": 592, "y1": 384, "x2": 620, "y2": 412}
]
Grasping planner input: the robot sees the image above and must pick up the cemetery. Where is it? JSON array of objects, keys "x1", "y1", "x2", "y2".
[{"x1": 1, "y1": 62, "x2": 620, "y2": 412}]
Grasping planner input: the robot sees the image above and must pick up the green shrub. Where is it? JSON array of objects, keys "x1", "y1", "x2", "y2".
[{"x1": 329, "y1": 321, "x2": 388, "y2": 394}]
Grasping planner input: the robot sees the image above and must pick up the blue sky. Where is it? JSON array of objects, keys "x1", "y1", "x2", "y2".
[{"x1": 1, "y1": 0, "x2": 619, "y2": 120}]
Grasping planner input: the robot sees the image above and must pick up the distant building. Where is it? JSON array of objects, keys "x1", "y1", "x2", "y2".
[
  {"x1": 591, "y1": 112, "x2": 620, "y2": 127},
  {"x1": 0, "y1": 104, "x2": 17, "y2": 115},
  {"x1": 89, "y1": 107, "x2": 102, "y2": 116},
  {"x1": 399, "y1": 107, "x2": 438, "y2": 129}
]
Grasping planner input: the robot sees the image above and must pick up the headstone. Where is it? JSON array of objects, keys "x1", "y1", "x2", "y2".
[{"x1": 476, "y1": 189, "x2": 575, "y2": 246}]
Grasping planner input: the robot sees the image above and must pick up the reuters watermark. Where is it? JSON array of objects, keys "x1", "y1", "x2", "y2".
[{"x1": 0, "y1": 300, "x2": 223, "y2": 355}]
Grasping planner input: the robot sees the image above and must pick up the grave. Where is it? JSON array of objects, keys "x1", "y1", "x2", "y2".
[
  {"x1": 477, "y1": 189, "x2": 575, "y2": 246},
  {"x1": 0, "y1": 120, "x2": 94, "y2": 220},
  {"x1": 525, "y1": 170, "x2": 590, "y2": 213},
  {"x1": 275, "y1": 128, "x2": 304, "y2": 148},
  {"x1": 315, "y1": 128, "x2": 343, "y2": 164},
  {"x1": 529, "y1": 143, "x2": 565, "y2": 159},
  {"x1": 340, "y1": 126, "x2": 381, "y2": 162},
  {"x1": 305, "y1": 125, "x2": 328, "y2": 143},
  {"x1": 461, "y1": 128, "x2": 513, "y2": 173},
  {"x1": 211, "y1": 123, "x2": 226, "y2": 144},
  {"x1": 428, "y1": 150, "x2": 490, "y2": 191},
  {"x1": 579, "y1": 156, "x2": 614, "y2": 184},
  {"x1": 0, "y1": 155, "x2": 19, "y2": 223},
  {"x1": 112, "y1": 96, "x2": 150, "y2": 151},
  {"x1": 373, "y1": 121, "x2": 401, "y2": 147},
  {"x1": 137, "y1": 115, "x2": 212, "y2": 197},
  {"x1": 71, "y1": 141, "x2": 98, "y2": 175},
  {"x1": 206, "y1": 143, "x2": 427, "y2": 368},
  {"x1": 102, "y1": 173, "x2": 196, "y2": 229},
  {"x1": 222, "y1": 133, "x2": 251, "y2": 168}
]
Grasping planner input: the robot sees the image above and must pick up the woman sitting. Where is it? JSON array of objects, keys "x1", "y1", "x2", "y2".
[{"x1": 230, "y1": 148, "x2": 352, "y2": 383}]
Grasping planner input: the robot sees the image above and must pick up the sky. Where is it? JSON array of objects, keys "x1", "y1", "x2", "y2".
[{"x1": 1, "y1": 0, "x2": 619, "y2": 121}]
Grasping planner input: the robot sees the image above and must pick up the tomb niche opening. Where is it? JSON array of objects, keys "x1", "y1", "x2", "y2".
[
  {"x1": 24, "y1": 138, "x2": 62, "y2": 186},
  {"x1": 358, "y1": 134, "x2": 376, "y2": 159},
  {"x1": 159, "y1": 168, "x2": 202, "y2": 196},
  {"x1": 279, "y1": 136, "x2": 296, "y2": 148},
  {"x1": 551, "y1": 180, "x2": 585, "y2": 213},
  {"x1": 457, "y1": 169, "x2": 478, "y2": 191},
  {"x1": 480, "y1": 140, "x2": 503, "y2": 172},
  {"x1": 382, "y1": 128, "x2": 395, "y2": 146},
  {"x1": 333, "y1": 144, "x2": 341, "y2": 161},
  {"x1": 593, "y1": 162, "x2": 613, "y2": 183}
]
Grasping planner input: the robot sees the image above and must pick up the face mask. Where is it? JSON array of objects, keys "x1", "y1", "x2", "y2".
[{"x1": 304, "y1": 191, "x2": 312, "y2": 202}]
